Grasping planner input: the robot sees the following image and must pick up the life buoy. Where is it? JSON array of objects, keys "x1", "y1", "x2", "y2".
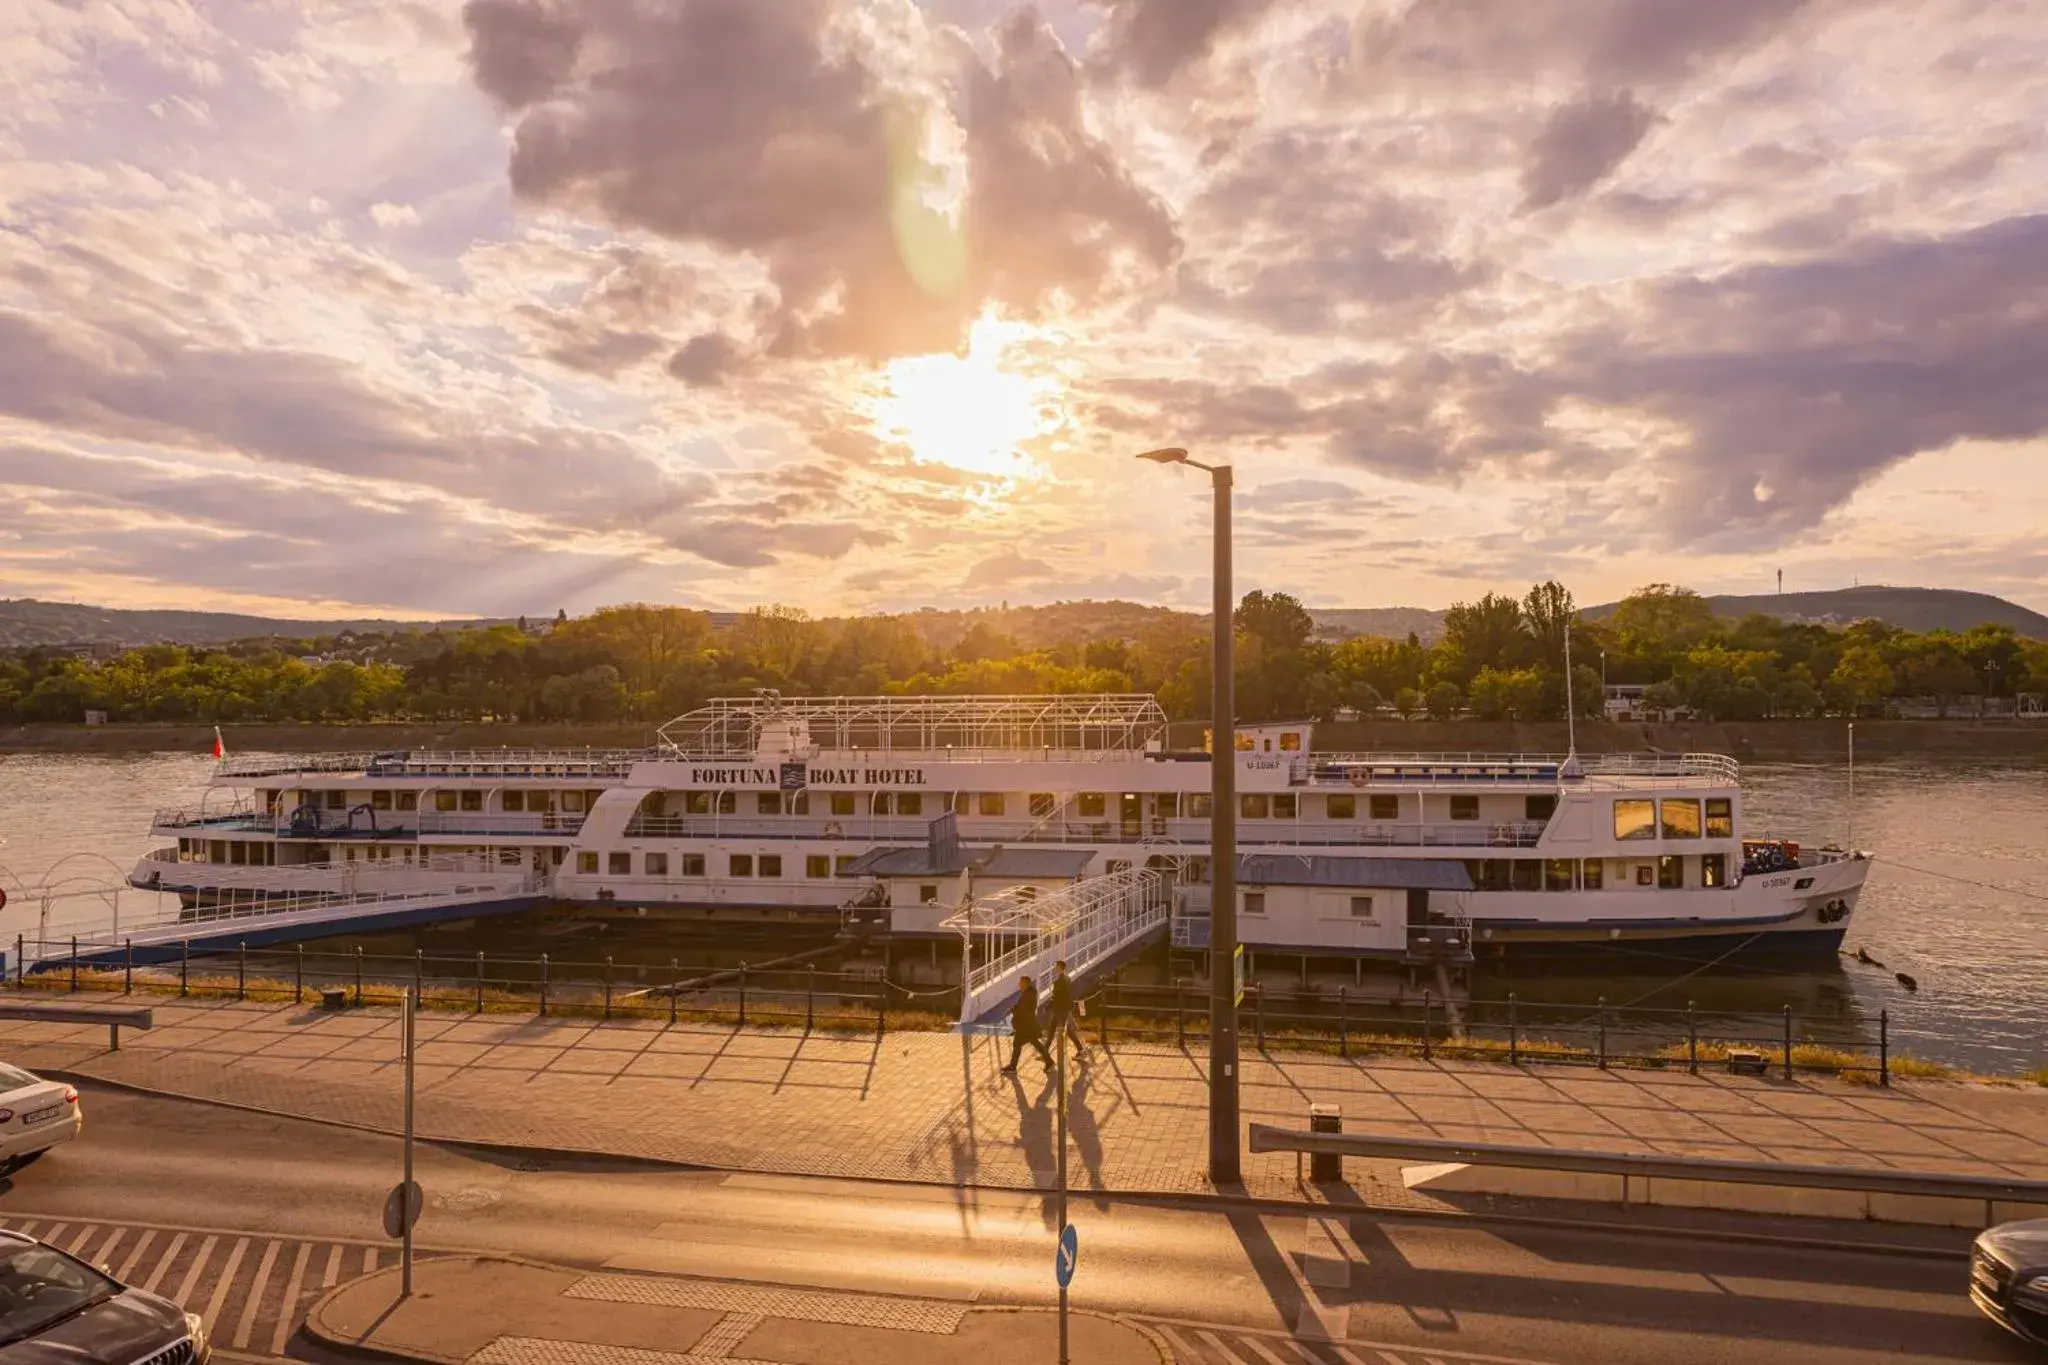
[
  {"x1": 824, "y1": 821, "x2": 843, "y2": 840},
  {"x1": 1348, "y1": 768, "x2": 1369, "y2": 788}
]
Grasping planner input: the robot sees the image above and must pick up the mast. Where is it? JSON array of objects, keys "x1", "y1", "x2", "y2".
[{"x1": 1563, "y1": 616, "x2": 1578, "y2": 761}]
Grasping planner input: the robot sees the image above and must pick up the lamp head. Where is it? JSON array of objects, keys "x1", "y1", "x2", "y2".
[{"x1": 1136, "y1": 447, "x2": 1189, "y2": 464}]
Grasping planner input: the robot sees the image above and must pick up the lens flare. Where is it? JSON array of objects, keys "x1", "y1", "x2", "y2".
[{"x1": 871, "y1": 313, "x2": 1065, "y2": 482}]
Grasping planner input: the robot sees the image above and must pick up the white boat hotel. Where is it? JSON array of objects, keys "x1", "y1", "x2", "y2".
[{"x1": 136, "y1": 693, "x2": 1869, "y2": 964}]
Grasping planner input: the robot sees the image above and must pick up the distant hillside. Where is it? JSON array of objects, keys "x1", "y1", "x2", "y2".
[
  {"x1": 896, "y1": 601, "x2": 1198, "y2": 651},
  {"x1": 1308, "y1": 607, "x2": 1447, "y2": 643},
  {"x1": 1581, "y1": 586, "x2": 2048, "y2": 637},
  {"x1": 0, "y1": 599, "x2": 513, "y2": 649}
]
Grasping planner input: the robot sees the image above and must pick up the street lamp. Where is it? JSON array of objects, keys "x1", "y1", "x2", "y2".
[{"x1": 1135, "y1": 445, "x2": 1240, "y2": 1186}]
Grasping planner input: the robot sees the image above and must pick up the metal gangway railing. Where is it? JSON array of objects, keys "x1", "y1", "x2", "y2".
[{"x1": 944, "y1": 867, "x2": 1169, "y2": 1027}]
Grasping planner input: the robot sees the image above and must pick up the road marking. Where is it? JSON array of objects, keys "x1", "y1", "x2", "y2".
[
  {"x1": 362, "y1": 1246, "x2": 376, "y2": 1276},
  {"x1": 93, "y1": 1227, "x2": 125, "y2": 1268},
  {"x1": 65, "y1": 1223, "x2": 101, "y2": 1255},
  {"x1": 173, "y1": 1234, "x2": 218, "y2": 1308},
  {"x1": 1244, "y1": 1339, "x2": 1294, "y2": 1365},
  {"x1": 41, "y1": 1221, "x2": 69, "y2": 1245},
  {"x1": 1199, "y1": 1329, "x2": 1251, "y2": 1365},
  {"x1": 234, "y1": 1239, "x2": 281, "y2": 1349},
  {"x1": 117, "y1": 1229, "x2": 157, "y2": 1281},
  {"x1": 201, "y1": 1236, "x2": 249, "y2": 1334},
  {"x1": 144, "y1": 1232, "x2": 189, "y2": 1294},
  {"x1": 1157, "y1": 1324, "x2": 1206, "y2": 1361},
  {"x1": 272, "y1": 1241, "x2": 312, "y2": 1356},
  {"x1": 1133, "y1": 1316, "x2": 1557, "y2": 1365},
  {"x1": 323, "y1": 1243, "x2": 343, "y2": 1288}
]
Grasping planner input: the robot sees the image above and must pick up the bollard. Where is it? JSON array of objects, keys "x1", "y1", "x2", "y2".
[
  {"x1": 738, "y1": 962, "x2": 748, "y2": 1027},
  {"x1": 1422, "y1": 989, "x2": 1433, "y2": 1062},
  {"x1": 70, "y1": 937, "x2": 78, "y2": 993},
  {"x1": 1597, "y1": 997, "x2": 1608, "y2": 1070},
  {"x1": 354, "y1": 946, "x2": 364, "y2": 1007},
  {"x1": 877, "y1": 977, "x2": 888, "y2": 1035},
  {"x1": 476, "y1": 952, "x2": 486, "y2": 1014},
  {"x1": 1508, "y1": 992, "x2": 1519, "y2": 1066},
  {"x1": 1254, "y1": 982, "x2": 1265, "y2": 1051},
  {"x1": 1879, "y1": 1009, "x2": 1890, "y2": 1088},
  {"x1": 238, "y1": 941, "x2": 247, "y2": 1001},
  {"x1": 539, "y1": 953, "x2": 549, "y2": 1017},
  {"x1": 1687, "y1": 1001, "x2": 1699, "y2": 1074},
  {"x1": 295, "y1": 944, "x2": 304, "y2": 1005},
  {"x1": 125, "y1": 939, "x2": 134, "y2": 996},
  {"x1": 804, "y1": 964, "x2": 813, "y2": 1033},
  {"x1": 1176, "y1": 985, "x2": 1186, "y2": 1048},
  {"x1": 672, "y1": 959, "x2": 682, "y2": 1028},
  {"x1": 1339, "y1": 986, "x2": 1349, "y2": 1059},
  {"x1": 1098, "y1": 989, "x2": 1109, "y2": 1047},
  {"x1": 1308, "y1": 1103, "x2": 1343, "y2": 1183},
  {"x1": 415, "y1": 949, "x2": 425, "y2": 1007},
  {"x1": 603, "y1": 956, "x2": 613, "y2": 1020},
  {"x1": 13, "y1": 934, "x2": 21, "y2": 987},
  {"x1": 180, "y1": 939, "x2": 189, "y2": 997},
  {"x1": 1783, "y1": 1004, "x2": 1794, "y2": 1081}
]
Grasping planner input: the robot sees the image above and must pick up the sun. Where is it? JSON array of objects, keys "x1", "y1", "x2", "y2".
[{"x1": 870, "y1": 313, "x2": 1065, "y2": 481}]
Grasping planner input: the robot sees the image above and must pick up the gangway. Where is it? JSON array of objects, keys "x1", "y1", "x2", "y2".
[{"x1": 944, "y1": 866, "x2": 1170, "y2": 1028}]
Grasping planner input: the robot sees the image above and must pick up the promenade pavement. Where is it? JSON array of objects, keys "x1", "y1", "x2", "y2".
[
  {"x1": 307, "y1": 1257, "x2": 1167, "y2": 1365},
  {"x1": 2, "y1": 996, "x2": 2046, "y2": 1203}
]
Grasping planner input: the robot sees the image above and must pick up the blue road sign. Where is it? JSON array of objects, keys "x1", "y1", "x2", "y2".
[{"x1": 1056, "y1": 1223, "x2": 1078, "y2": 1288}]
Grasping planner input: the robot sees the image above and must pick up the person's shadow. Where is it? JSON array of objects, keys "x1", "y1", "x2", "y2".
[
  {"x1": 1067, "y1": 1060, "x2": 1110, "y2": 1208},
  {"x1": 1007, "y1": 1069, "x2": 1059, "y2": 1228}
]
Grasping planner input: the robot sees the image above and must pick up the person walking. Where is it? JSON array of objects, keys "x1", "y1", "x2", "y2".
[
  {"x1": 1001, "y1": 973, "x2": 1054, "y2": 1075},
  {"x1": 1047, "y1": 958, "x2": 1088, "y2": 1061}
]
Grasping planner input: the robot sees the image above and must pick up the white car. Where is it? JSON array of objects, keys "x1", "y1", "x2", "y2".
[{"x1": 0, "y1": 1063, "x2": 81, "y2": 1178}]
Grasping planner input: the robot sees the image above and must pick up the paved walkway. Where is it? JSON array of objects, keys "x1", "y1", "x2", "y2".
[
  {"x1": 3, "y1": 997, "x2": 2046, "y2": 1201},
  {"x1": 308, "y1": 1257, "x2": 1167, "y2": 1365}
]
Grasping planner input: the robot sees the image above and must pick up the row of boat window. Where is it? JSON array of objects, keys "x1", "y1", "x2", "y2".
[
  {"x1": 574, "y1": 851, "x2": 859, "y2": 879},
  {"x1": 1465, "y1": 855, "x2": 1729, "y2": 892},
  {"x1": 263, "y1": 790, "x2": 604, "y2": 814},
  {"x1": 1614, "y1": 798, "x2": 1734, "y2": 841},
  {"x1": 648, "y1": 791, "x2": 1563, "y2": 822}
]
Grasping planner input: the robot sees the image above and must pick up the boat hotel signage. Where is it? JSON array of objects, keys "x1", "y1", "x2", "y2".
[{"x1": 688, "y1": 765, "x2": 931, "y2": 789}]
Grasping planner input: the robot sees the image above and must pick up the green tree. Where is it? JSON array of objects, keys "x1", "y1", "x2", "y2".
[
  {"x1": 1438, "y1": 593, "x2": 1527, "y2": 685},
  {"x1": 1233, "y1": 590, "x2": 1314, "y2": 653},
  {"x1": 1392, "y1": 686, "x2": 1424, "y2": 720},
  {"x1": 1468, "y1": 666, "x2": 1546, "y2": 720},
  {"x1": 1425, "y1": 681, "x2": 1463, "y2": 719},
  {"x1": 1828, "y1": 646, "x2": 1894, "y2": 716},
  {"x1": 1521, "y1": 580, "x2": 1575, "y2": 662},
  {"x1": 1609, "y1": 584, "x2": 1719, "y2": 672}
]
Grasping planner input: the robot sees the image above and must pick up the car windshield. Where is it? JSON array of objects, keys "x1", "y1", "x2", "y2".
[
  {"x1": 0, "y1": 1064, "x2": 40, "y2": 1092},
  {"x1": 0, "y1": 1245, "x2": 118, "y2": 1345}
]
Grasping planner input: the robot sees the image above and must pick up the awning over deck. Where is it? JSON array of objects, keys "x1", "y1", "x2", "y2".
[{"x1": 1237, "y1": 855, "x2": 1474, "y2": 892}]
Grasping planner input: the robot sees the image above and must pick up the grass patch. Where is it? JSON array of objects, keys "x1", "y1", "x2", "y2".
[
  {"x1": 2025, "y1": 1068, "x2": 2048, "y2": 1088},
  {"x1": 1887, "y1": 1055, "x2": 1954, "y2": 1080}
]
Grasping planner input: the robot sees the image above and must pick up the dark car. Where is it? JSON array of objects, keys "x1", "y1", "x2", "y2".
[
  {"x1": 1973, "y1": 1218, "x2": 2048, "y2": 1348},
  {"x1": 0, "y1": 1229, "x2": 208, "y2": 1365}
]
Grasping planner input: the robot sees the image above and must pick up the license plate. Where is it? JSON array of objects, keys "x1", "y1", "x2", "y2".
[{"x1": 21, "y1": 1106, "x2": 59, "y2": 1126}]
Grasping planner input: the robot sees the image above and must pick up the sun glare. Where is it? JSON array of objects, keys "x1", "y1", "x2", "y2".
[{"x1": 870, "y1": 314, "x2": 1065, "y2": 482}]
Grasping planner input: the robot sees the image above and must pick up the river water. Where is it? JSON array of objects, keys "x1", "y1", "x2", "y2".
[{"x1": 0, "y1": 751, "x2": 2042, "y2": 1071}]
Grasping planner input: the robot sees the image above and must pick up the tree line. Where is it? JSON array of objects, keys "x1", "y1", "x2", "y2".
[{"x1": 2, "y1": 585, "x2": 2044, "y2": 727}]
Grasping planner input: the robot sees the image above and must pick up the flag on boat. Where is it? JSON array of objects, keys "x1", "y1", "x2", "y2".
[{"x1": 212, "y1": 726, "x2": 225, "y2": 760}]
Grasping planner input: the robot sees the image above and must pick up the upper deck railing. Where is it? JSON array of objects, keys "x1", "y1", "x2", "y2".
[
  {"x1": 213, "y1": 749, "x2": 650, "y2": 781},
  {"x1": 1303, "y1": 752, "x2": 1740, "y2": 787},
  {"x1": 656, "y1": 693, "x2": 1170, "y2": 759}
]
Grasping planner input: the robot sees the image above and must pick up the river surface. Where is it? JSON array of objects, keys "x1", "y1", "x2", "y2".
[{"x1": 0, "y1": 751, "x2": 2042, "y2": 1071}]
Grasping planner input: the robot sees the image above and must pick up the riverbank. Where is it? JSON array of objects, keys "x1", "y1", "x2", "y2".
[{"x1": 8, "y1": 716, "x2": 2048, "y2": 761}]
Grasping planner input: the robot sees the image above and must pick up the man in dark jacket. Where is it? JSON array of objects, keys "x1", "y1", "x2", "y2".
[
  {"x1": 1001, "y1": 973, "x2": 1055, "y2": 1075},
  {"x1": 1046, "y1": 959, "x2": 1088, "y2": 1061}
]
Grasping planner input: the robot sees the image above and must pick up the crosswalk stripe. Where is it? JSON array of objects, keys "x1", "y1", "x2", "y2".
[
  {"x1": 272, "y1": 1241, "x2": 312, "y2": 1356},
  {"x1": 143, "y1": 1232, "x2": 188, "y2": 1294},
  {"x1": 117, "y1": 1229, "x2": 156, "y2": 1282},
  {"x1": 1199, "y1": 1329, "x2": 1251, "y2": 1365},
  {"x1": 323, "y1": 1244, "x2": 343, "y2": 1288},
  {"x1": 1246, "y1": 1339, "x2": 1298, "y2": 1365},
  {"x1": 172, "y1": 1234, "x2": 218, "y2": 1307},
  {"x1": 1329, "y1": 1349, "x2": 1368, "y2": 1365},
  {"x1": 93, "y1": 1227, "x2": 125, "y2": 1268},
  {"x1": 1285, "y1": 1342, "x2": 1325, "y2": 1361},
  {"x1": 362, "y1": 1246, "x2": 377, "y2": 1275},
  {"x1": 201, "y1": 1237, "x2": 249, "y2": 1332},
  {"x1": 65, "y1": 1224, "x2": 101, "y2": 1255},
  {"x1": 1158, "y1": 1324, "x2": 1206, "y2": 1362},
  {"x1": 233, "y1": 1239, "x2": 282, "y2": 1349},
  {"x1": 1375, "y1": 1352, "x2": 1408, "y2": 1365},
  {"x1": 10, "y1": 1221, "x2": 38, "y2": 1237},
  {"x1": 41, "y1": 1222, "x2": 69, "y2": 1245}
]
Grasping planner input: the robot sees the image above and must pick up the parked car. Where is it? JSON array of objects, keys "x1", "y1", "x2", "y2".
[
  {"x1": 0, "y1": 1064, "x2": 81, "y2": 1178},
  {"x1": 1972, "y1": 1218, "x2": 2048, "y2": 1347},
  {"x1": 0, "y1": 1229, "x2": 208, "y2": 1363}
]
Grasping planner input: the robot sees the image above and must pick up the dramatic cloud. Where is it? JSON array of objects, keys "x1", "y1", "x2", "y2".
[{"x1": 1520, "y1": 90, "x2": 1662, "y2": 211}]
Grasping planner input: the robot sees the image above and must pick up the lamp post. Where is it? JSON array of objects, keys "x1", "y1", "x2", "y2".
[{"x1": 1136, "y1": 446, "x2": 1239, "y2": 1186}]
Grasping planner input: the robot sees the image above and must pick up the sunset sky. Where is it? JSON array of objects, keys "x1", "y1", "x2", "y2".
[{"x1": 4, "y1": 0, "x2": 2046, "y2": 620}]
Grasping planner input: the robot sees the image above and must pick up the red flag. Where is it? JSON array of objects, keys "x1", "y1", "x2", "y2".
[{"x1": 212, "y1": 726, "x2": 225, "y2": 760}]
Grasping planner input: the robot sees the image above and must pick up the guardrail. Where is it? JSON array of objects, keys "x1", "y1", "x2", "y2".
[
  {"x1": 618, "y1": 813, "x2": 1544, "y2": 849},
  {"x1": 1246, "y1": 1124, "x2": 2048, "y2": 1218}
]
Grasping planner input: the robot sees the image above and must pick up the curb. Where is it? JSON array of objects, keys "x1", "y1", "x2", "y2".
[{"x1": 50, "y1": 1069, "x2": 1972, "y2": 1262}]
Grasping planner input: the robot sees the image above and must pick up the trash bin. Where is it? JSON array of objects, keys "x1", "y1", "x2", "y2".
[{"x1": 1309, "y1": 1103, "x2": 1343, "y2": 1182}]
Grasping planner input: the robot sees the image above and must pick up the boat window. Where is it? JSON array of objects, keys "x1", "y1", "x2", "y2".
[
  {"x1": 1613, "y1": 800, "x2": 1656, "y2": 840},
  {"x1": 1660, "y1": 799, "x2": 1702, "y2": 839},
  {"x1": 461, "y1": 790, "x2": 484, "y2": 812},
  {"x1": 978, "y1": 793, "x2": 1007, "y2": 816},
  {"x1": 1545, "y1": 859, "x2": 1576, "y2": 891},
  {"x1": 1658, "y1": 855, "x2": 1684, "y2": 889},
  {"x1": 791, "y1": 792, "x2": 810, "y2": 815},
  {"x1": 729, "y1": 854, "x2": 754, "y2": 877},
  {"x1": 1016, "y1": 886, "x2": 1038, "y2": 902},
  {"x1": 1526, "y1": 794, "x2": 1558, "y2": 821},
  {"x1": 608, "y1": 851, "x2": 630, "y2": 876},
  {"x1": 1480, "y1": 859, "x2": 1512, "y2": 891},
  {"x1": 577, "y1": 852, "x2": 598, "y2": 874},
  {"x1": 1511, "y1": 860, "x2": 1543, "y2": 891},
  {"x1": 830, "y1": 792, "x2": 856, "y2": 816},
  {"x1": 1240, "y1": 794, "x2": 1270, "y2": 819},
  {"x1": 1030, "y1": 793, "x2": 1056, "y2": 817},
  {"x1": 758, "y1": 792, "x2": 782, "y2": 815},
  {"x1": 1077, "y1": 793, "x2": 1107, "y2": 817},
  {"x1": 1187, "y1": 794, "x2": 1213, "y2": 819},
  {"x1": 1449, "y1": 795, "x2": 1480, "y2": 821},
  {"x1": 920, "y1": 884, "x2": 940, "y2": 904},
  {"x1": 397, "y1": 792, "x2": 418, "y2": 812},
  {"x1": 760, "y1": 855, "x2": 783, "y2": 878},
  {"x1": 872, "y1": 792, "x2": 893, "y2": 815},
  {"x1": 1705, "y1": 798, "x2": 1734, "y2": 838},
  {"x1": 1272, "y1": 794, "x2": 1297, "y2": 819},
  {"x1": 897, "y1": 793, "x2": 923, "y2": 817},
  {"x1": 326, "y1": 790, "x2": 347, "y2": 810},
  {"x1": 646, "y1": 852, "x2": 668, "y2": 877},
  {"x1": 435, "y1": 792, "x2": 458, "y2": 812},
  {"x1": 373, "y1": 790, "x2": 394, "y2": 811},
  {"x1": 1370, "y1": 794, "x2": 1400, "y2": 821},
  {"x1": 1581, "y1": 858, "x2": 1605, "y2": 890},
  {"x1": 1349, "y1": 895, "x2": 1375, "y2": 919},
  {"x1": 835, "y1": 855, "x2": 856, "y2": 873},
  {"x1": 683, "y1": 854, "x2": 706, "y2": 876},
  {"x1": 500, "y1": 791, "x2": 522, "y2": 812},
  {"x1": 1242, "y1": 891, "x2": 1266, "y2": 915},
  {"x1": 1155, "y1": 793, "x2": 1181, "y2": 818},
  {"x1": 563, "y1": 791, "x2": 586, "y2": 813},
  {"x1": 807, "y1": 855, "x2": 830, "y2": 878},
  {"x1": 1280, "y1": 732, "x2": 1302, "y2": 751},
  {"x1": 1326, "y1": 794, "x2": 1356, "y2": 820},
  {"x1": 1701, "y1": 853, "x2": 1726, "y2": 887}
]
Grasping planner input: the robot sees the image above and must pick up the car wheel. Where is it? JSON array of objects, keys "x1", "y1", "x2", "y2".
[{"x1": 12, "y1": 1150, "x2": 43, "y2": 1170}]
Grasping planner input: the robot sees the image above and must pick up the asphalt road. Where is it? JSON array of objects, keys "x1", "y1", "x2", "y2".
[{"x1": 0, "y1": 1082, "x2": 2036, "y2": 1365}]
